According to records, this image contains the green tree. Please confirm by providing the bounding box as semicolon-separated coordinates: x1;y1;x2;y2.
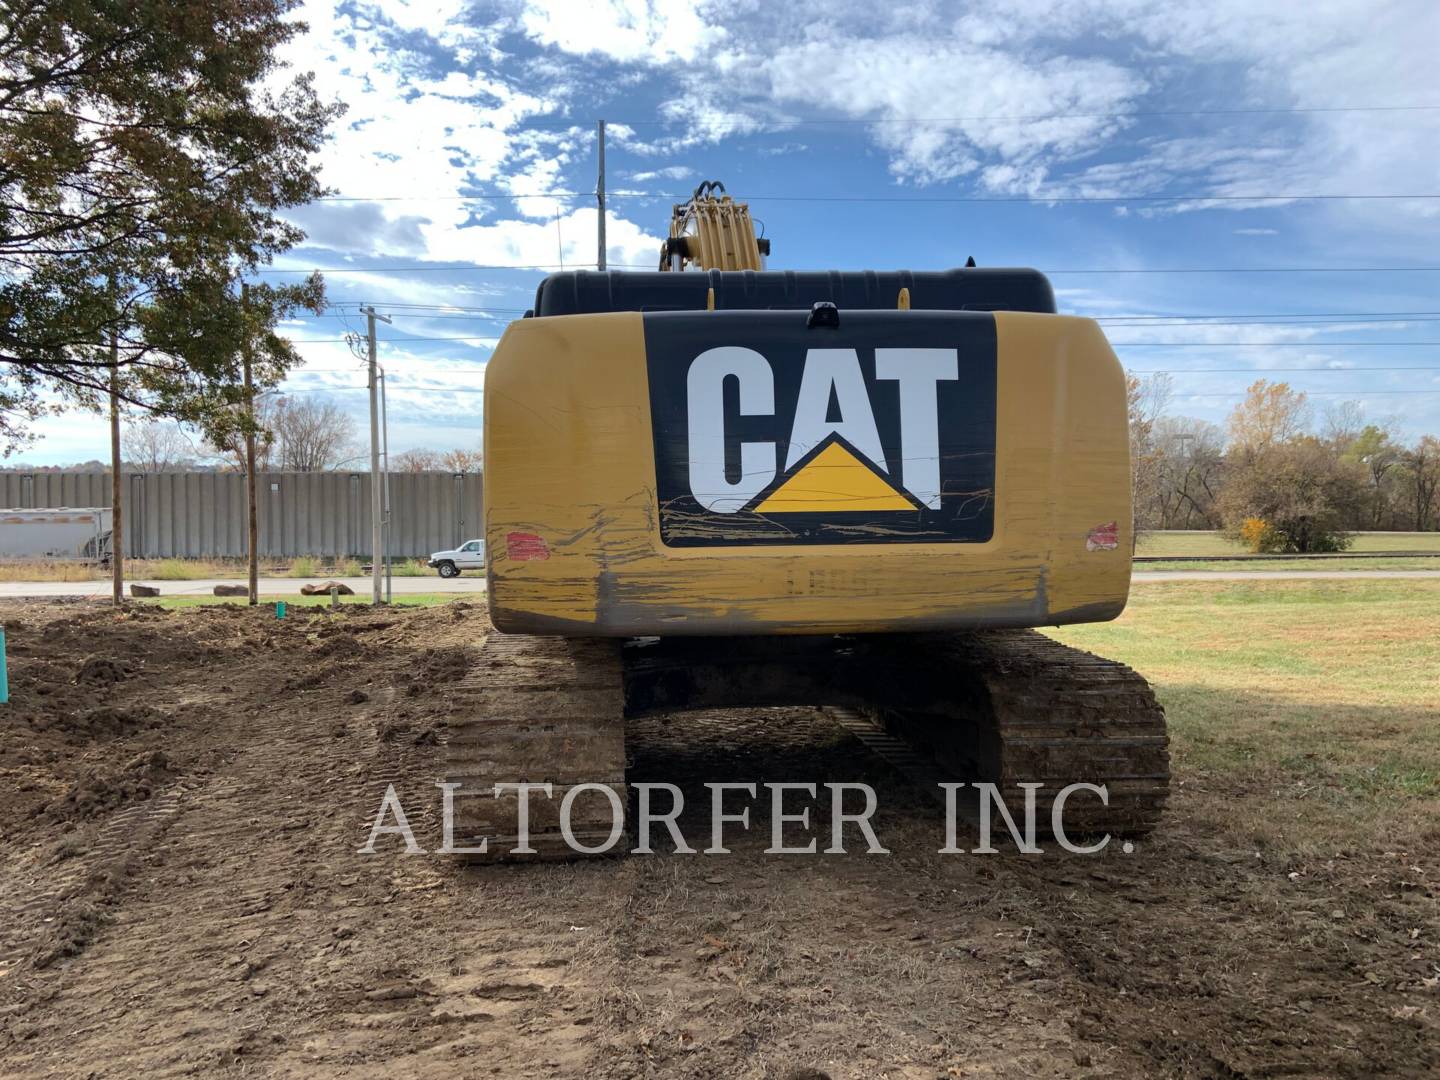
0;0;340;450
1341;424;1403;529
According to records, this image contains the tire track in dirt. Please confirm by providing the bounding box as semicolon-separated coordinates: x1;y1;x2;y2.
0;781;188;974
4;603;1433;1078
2;605;624;1077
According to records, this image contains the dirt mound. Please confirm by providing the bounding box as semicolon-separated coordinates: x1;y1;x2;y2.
312;631;363;659
42;750;175;822
403;646;470;692
74;655;135;684
33;704;163;740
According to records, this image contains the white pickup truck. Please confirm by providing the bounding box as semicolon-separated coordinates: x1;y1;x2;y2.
426;538;486;578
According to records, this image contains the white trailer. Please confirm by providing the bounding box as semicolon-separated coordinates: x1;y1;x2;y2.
0;508;114;562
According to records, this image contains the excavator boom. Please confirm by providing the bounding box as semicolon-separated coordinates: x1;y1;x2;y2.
659;180;770;271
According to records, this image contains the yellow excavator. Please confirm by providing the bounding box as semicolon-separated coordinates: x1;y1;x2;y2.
445;182;1168;856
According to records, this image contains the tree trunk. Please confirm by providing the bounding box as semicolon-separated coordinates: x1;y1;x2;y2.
109;314;123;607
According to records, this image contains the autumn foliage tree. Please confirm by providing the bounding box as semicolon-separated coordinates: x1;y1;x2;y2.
1218;382;1361;552
0;0;340;451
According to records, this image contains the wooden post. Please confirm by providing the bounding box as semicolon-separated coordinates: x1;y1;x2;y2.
109;304;123;607
242;283;258;606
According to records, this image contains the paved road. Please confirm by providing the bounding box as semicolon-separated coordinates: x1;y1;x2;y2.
0;575;486;599
1;569;1437;600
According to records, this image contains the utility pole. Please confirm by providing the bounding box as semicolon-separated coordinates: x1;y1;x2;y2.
379;365;393;605
361;305;391;605
242;283;258;606
596;119;606;271
108;290;123;608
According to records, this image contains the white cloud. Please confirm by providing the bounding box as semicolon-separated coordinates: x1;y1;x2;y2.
518;0;726;63
628;165;694;182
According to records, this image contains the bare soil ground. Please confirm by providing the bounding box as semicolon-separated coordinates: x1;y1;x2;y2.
0;601;1435;1078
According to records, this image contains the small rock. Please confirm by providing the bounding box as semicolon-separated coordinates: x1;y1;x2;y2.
129;584;160;598
214;583;249;597
345;689;369;705
301;580;355;596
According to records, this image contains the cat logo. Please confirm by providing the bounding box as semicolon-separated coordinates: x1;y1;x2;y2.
645;312;998;548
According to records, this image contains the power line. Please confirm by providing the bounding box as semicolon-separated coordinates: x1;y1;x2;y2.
1130;366;1440;373
260;262;1440;277
1169;389;1440;397
679;193;1440;205
305;305;1440;323
303;311;1440;324
287;335;499;344
1051;266;1440;274
607;104;1440;126
282;334;1440;347
296;364;1440;375
314;190;1440;204
280;335;1440;347
1096;310;1440;321
299;364;1440;376
1088;316;1440;325
254;262;651;275
1110;341;1440;347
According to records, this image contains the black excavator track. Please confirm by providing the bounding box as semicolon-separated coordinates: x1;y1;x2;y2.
444;629;1168;860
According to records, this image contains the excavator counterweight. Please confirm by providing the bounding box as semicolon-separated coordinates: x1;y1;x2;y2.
446;182;1168;858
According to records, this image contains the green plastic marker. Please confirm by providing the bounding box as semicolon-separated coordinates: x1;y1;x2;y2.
0;626;8;704
275;601;287;620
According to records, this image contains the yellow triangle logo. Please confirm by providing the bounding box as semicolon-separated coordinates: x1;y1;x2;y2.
754;441;915;513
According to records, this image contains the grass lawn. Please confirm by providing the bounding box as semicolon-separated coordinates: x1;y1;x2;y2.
1137;530;1440;557
1139;555;1440;572
1049;579;1440;851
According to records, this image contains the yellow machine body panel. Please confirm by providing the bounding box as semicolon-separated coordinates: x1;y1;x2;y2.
483;305;1132;637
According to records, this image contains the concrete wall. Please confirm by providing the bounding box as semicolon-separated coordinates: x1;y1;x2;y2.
0;472;483;558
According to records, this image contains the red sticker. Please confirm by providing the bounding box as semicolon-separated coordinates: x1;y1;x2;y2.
506;531;551;561
1086;521;1119;551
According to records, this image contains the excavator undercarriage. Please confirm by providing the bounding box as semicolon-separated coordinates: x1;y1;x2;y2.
444;630;1168;860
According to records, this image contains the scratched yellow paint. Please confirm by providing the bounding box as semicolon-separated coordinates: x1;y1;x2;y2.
754;442;915;513
483;311;1132;636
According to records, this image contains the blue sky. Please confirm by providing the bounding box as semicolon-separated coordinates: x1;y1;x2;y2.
25;0;1440;463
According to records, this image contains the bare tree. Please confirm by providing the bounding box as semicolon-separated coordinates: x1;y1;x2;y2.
269;396;356;471
1126;371;1172;540
1152;417;1225;528
439;448;484;473
392;448;441;472
1404;436;1440;531
122;419;199;473
1321;400;1366;450
392;447;482;472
